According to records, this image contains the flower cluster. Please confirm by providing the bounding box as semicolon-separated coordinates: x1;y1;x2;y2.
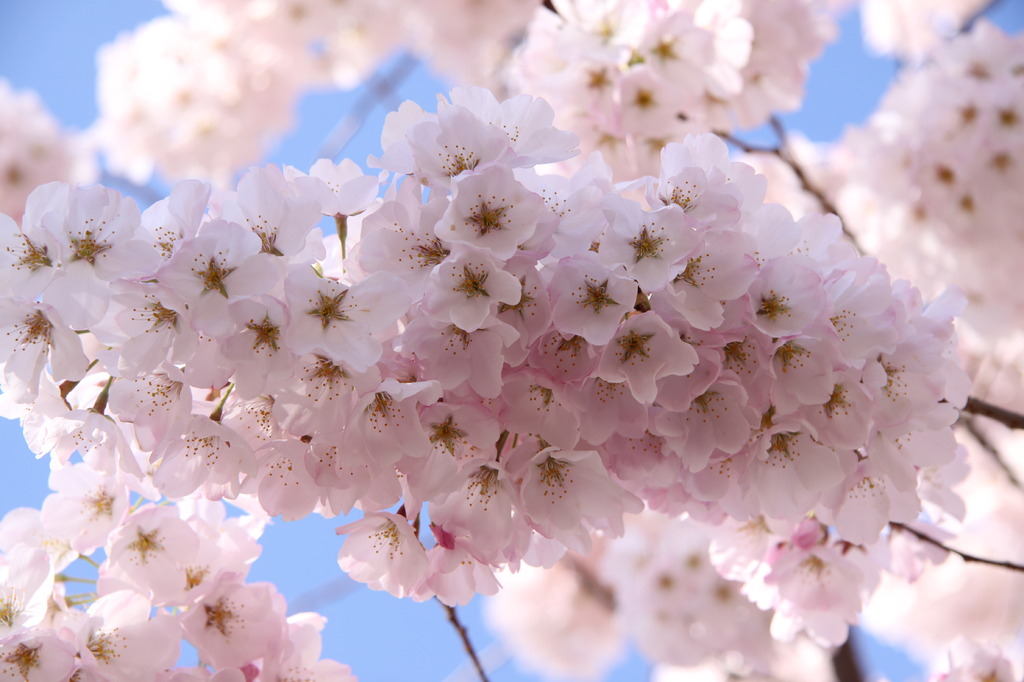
94;13;315;187
509;0;835;178
862;431;1024;661
0;493;355;680
0;79;93;222
94;0;545;185
92;0;839;186
835;21;1024;360
163;0;543;87
0;86;968;675
927;640;1023;682
858;0;990;60
485;552;624;679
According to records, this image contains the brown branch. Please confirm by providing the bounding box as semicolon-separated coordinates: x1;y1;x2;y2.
440;601;491;682
890;523;1024;573
962;395;1024;430
959;416;1024;489
832;632;866;682
713;129;777;156
768;117;841;217
768;117;865;252
713;118;864;252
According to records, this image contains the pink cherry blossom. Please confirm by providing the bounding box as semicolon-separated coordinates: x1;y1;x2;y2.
335;511;429;599
180;574;287;669
547;252;638;346
596;311;699;405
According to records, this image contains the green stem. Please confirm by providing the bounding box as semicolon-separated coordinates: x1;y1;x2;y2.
55;575;96;584
91;375;115;415
335;214;348;260
209;383;235;423
494;430;510;461
128;494;147;514
77;554;100;569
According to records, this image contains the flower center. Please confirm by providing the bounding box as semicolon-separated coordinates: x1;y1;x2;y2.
430;415;466;455
307;290;350;329
246;315;280;351
467;202;508;236
629;226;664;262
453;265;490;298
617;330;654;362
197;257;235;297
580;279;617;313
127;528;163;564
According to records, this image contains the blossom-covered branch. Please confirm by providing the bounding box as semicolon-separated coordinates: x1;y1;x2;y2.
0;83;973;678
5;3;1024;677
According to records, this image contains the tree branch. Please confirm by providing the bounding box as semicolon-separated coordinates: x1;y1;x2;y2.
832;632;866;682
962;395;1024;430
713;118;864;252
768;117;864;252
317;52;419;162
713;129;777;156
959;416;1024;490
890;523;1024;573
440;601;491;682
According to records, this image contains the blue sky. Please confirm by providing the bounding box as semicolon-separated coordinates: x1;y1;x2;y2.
1;1;1022;680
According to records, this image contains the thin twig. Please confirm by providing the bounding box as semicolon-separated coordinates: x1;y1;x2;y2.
440;601;491;682
713;130;776;156
713;118;864;251
317;53;420;162
443;642;510;682
959;416;1024;489
890;523;1024;573
768;117;842;218
768;117;866;251
962;395;1024;430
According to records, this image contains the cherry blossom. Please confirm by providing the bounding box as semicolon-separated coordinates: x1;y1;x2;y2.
0;80;93;222
0;71;987;681
335;512;429;599
508;0;834;178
